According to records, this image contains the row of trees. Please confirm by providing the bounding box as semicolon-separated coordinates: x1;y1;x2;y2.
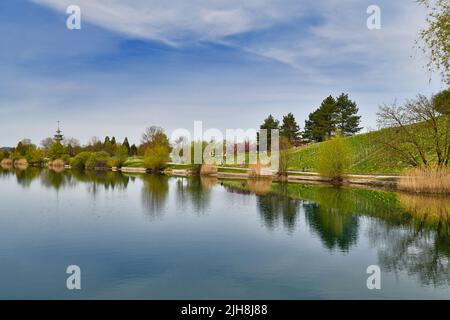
303;93;361;142
259;93;362;147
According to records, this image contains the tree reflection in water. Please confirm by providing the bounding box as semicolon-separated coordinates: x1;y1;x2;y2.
222;180;450;286
141;174;169;217
370;193;450;287
175;176;213;215
257;183;300;233
3;168;450;287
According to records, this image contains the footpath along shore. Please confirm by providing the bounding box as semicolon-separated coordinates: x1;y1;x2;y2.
119;165;399;188
57;163;400;188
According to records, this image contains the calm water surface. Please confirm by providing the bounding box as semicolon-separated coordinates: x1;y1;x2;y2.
0;168;449;299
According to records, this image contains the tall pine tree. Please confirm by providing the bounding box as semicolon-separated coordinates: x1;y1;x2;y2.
122;137;131;155
303;94;361;142
335;93;361;135
259;114;280;150
303;95;337;142
280;113;301;145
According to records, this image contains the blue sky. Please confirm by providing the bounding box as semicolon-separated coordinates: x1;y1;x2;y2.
0;0;444;146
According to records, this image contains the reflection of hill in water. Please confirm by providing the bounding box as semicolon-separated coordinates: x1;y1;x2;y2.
222;180;450;286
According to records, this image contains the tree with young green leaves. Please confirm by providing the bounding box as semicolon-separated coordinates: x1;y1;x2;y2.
259;114;280;150
278;136;293;177
103;136;114;155
47;141;66;160
144;144;171;172
417;0;450;84
280;113;301;145
140;126;171;155
115;145;129;168
317;133;353;183
432;88;450;114
335;93;362;136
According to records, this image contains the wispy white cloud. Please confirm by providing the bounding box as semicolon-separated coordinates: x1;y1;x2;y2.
31;0;441;90
32;0;305;45
0;0;443;146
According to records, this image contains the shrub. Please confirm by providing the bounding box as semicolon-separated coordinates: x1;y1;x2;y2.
49;159;65;168
14;158;29;169
114;145;129;168
0;158;13;169
0;150;6;161
317;133;353;183
144;145;170;172
86;151;114;169
47;142;66;160
398;166;450;194
200;164;218;176
70;152;93;169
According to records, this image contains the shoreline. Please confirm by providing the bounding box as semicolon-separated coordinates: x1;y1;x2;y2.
2;164;449;194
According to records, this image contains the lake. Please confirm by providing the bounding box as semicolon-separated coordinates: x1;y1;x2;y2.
0;168;449;299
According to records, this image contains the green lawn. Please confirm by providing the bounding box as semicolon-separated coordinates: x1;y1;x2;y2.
122;156;144;168
288;123;448;175
287;130;410;174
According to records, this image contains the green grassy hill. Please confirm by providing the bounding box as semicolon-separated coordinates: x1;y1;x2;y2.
288;129;427;175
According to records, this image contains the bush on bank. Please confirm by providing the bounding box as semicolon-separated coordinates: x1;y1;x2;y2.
317;133;353;183
70;151;116;169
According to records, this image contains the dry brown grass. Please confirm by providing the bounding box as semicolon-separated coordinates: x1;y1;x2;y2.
0;158;13;169
200;164;218;176
249;163;272;178
200;176;218;189
49;159;65;168
398;166;450;194
246;179;272;195
398;193;450;225
14;158;29;170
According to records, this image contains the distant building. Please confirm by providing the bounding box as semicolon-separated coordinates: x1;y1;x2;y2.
54;121;64;143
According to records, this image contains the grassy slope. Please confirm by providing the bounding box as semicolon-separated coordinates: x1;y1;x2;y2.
288;130;418;175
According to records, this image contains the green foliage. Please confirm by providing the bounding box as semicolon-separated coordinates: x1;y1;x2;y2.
114;145;129;167
143;145;171;172
280;113;301;145
140;126;171;156
417;0;450;84
47;142;67;160
377;93;450;168
432;88;450;114
122;137;131;155
304;94;361;142
70;152;92;169
335;93;362;135
130;144;138;156
259;114;280;149
122;156;144;167
11;139;45;164
317;134;353;182
0;150;6;161
85;151;115;168
304;95;337;142
27;148;45;164
278;137;293;176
